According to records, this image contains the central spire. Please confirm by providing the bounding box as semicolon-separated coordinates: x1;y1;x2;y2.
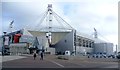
29;4;73;32
47;4;53;32
48;4;52;11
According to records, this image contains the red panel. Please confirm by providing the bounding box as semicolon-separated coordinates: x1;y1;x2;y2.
14;34;22;43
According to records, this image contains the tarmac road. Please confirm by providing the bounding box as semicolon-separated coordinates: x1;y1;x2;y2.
2;54;119;69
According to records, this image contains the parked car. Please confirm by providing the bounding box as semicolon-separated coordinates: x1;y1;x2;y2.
111;55;115;58
107;55;112;58
116;54;120;59
107;55;115;58
92;54;96;58
102;55;107;58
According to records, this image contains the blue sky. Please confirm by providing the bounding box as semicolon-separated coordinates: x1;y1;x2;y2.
1;0;119;51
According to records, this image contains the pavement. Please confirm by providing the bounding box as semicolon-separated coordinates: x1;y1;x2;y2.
0;55;26;70
1;56;27;62
1;54;120;69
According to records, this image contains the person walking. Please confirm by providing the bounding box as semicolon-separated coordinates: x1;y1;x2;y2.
40;52;44;60
33;50;37;60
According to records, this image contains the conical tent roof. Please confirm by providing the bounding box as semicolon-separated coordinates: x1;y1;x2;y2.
22;28;33;36
25;4;74;32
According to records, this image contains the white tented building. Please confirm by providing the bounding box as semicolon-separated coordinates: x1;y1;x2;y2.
12;28;113;55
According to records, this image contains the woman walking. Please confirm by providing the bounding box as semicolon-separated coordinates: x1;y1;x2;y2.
33;50;37;60
40;52;43;60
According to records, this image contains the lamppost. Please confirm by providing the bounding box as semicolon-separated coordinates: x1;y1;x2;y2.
116;44;118;55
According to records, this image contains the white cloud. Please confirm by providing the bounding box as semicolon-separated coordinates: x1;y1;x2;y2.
54;1;118;45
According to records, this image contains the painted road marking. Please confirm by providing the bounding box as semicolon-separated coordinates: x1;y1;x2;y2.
50;60;64;67
45;59;64;67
